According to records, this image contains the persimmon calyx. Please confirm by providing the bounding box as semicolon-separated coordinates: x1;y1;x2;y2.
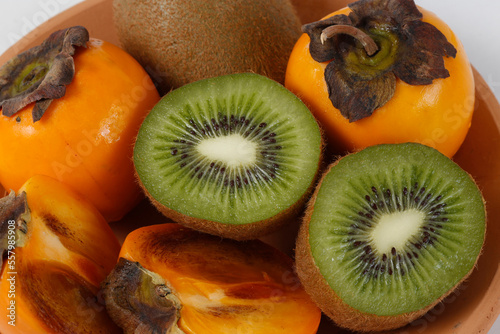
0;191;29;267
0;26;89;122
101;257;185;334
302;0;457;122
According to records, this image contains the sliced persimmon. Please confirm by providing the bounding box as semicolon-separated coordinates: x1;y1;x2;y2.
102;223;321;334
0;175;121;333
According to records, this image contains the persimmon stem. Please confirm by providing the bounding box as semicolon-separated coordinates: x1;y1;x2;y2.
321;25;379;56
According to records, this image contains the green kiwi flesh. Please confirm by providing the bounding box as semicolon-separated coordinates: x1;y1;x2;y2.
296;143;486;331
134;73;322;240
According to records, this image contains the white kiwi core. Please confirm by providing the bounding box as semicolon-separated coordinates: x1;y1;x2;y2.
196;134;257;168
370;209;425;255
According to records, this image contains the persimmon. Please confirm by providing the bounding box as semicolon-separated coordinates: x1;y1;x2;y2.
285;0;475;158
0;26;160;221
0;175;121;333
101;223;322;333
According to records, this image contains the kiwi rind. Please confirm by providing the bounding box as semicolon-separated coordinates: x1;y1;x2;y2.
134;73;323;240
141;192;310;241
112;0;302;95
296;143;486;332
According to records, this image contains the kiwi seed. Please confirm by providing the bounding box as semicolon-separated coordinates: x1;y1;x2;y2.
296;143;486;332
134;73;322;240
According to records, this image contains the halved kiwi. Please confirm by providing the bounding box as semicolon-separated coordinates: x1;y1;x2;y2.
296;143;486;332
134;73;322;240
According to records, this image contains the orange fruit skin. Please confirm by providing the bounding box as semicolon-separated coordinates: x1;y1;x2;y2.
285;6;475;158
119;223;322;334
0;175;121;334
0;38;160;221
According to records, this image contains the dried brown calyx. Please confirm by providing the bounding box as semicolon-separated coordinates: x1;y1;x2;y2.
0;191;29;268
0;26;89;122
101;257;184;334
303;0;457;122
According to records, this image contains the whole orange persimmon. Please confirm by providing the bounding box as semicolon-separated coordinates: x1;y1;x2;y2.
0;175;121;334
285;0;474;158
0;26;160;221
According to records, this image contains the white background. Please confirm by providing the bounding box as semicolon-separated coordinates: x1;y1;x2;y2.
0;0;499;333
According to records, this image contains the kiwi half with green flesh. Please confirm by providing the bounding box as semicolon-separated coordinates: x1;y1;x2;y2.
134;73;322;240
296;143;486;332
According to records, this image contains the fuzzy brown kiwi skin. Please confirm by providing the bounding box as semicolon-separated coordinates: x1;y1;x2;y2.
134;139;324;241
295;153;487;332
112;0;302;95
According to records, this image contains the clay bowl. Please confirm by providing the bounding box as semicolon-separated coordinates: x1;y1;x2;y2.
1;0;499;333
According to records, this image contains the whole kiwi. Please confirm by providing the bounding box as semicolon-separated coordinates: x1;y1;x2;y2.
113;0;302;95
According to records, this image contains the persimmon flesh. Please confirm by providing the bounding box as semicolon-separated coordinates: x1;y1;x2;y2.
103;223;322;334
0;175;121;334
285;6;474;158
